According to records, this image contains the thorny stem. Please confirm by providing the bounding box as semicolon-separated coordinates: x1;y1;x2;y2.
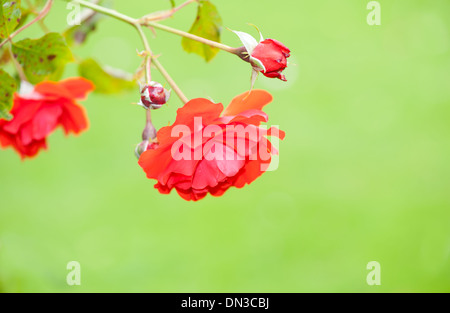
136;24;188;103
73;0;135;24
146;54;152;84
0;0;53;49
135;24;152;84
138;0;238;54
143;21;240;55
73;0;189;104
73;1;241;56
73;0;214;57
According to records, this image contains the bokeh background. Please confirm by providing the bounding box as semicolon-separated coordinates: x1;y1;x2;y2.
1;0;449;292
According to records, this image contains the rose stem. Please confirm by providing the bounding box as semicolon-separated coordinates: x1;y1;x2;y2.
141;0;197;22
73;0;188;104
142;21;240;55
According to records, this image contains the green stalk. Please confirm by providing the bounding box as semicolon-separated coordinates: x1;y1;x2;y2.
73;0;189;103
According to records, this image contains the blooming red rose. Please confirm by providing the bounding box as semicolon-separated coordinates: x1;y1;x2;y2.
138;90;285;201
251;39;290;81
0;78;94;159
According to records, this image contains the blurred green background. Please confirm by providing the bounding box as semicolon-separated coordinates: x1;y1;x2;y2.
1;0;449;292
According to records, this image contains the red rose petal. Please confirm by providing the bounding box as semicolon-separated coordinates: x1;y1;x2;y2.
222;90;273;117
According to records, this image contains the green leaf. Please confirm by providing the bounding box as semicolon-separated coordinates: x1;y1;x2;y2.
169;0;175;8
78;58;136;94
0;69;17;120
0;0;22;40
181;0;222;62
11;32;73;84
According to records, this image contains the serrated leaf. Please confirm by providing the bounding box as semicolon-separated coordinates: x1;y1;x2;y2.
78;58;136;94
11;32;73;84
0;69;17;120
182;0;222;62
0;0;22;40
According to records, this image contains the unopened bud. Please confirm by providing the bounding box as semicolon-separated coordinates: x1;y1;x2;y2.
138;81;170;109
135;141;148;158
135;141;159;158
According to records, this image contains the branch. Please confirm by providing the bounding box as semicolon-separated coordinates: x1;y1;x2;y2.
0;0;54;49
140;0;197;22
74;0;189;104
142;21;239;55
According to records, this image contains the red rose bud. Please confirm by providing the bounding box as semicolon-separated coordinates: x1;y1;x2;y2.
232;28;291;83
139;82;170;109
251;39;290;81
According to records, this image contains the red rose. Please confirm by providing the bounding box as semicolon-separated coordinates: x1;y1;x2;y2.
138;90;285;201
251;39;290;81
0;78;94;159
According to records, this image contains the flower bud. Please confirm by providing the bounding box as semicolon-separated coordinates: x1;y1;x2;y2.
135;141;159;158
232;28;290;82
251;39;290;81
135;141;148;158
138;81;171;109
